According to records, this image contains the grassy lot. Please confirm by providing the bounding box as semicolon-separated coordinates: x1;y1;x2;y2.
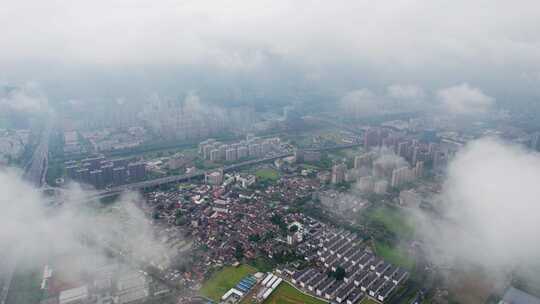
361;205;416;270
366;205;415;240
200;265;256;301
374;241;415;270
263;282;328;304
255;168;280;182
388;283;420;304
248;257;275;272
300;163;320;170
6;264;43;304
359;298;380;304
328;147;359;159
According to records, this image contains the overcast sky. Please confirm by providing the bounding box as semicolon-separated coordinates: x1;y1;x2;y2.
1;0;540;103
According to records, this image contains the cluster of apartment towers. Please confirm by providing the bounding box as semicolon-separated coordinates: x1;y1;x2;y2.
65;156;146;189
198;135;281;163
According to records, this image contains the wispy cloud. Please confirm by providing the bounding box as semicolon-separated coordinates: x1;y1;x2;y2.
437;83;494;115
0;83;49;113
0;167;174;274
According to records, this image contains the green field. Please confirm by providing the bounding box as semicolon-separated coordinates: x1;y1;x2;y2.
300;163;320;170
263;282;328;304
255;168;280;181
6;264;43;304
200;265;256;301
248;257;275;272
360;298;380;304
366;205;415;240
374;241;415;270
362;205;416;270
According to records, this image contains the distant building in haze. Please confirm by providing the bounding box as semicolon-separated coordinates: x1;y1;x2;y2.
331;163;347;184
391;166;414;188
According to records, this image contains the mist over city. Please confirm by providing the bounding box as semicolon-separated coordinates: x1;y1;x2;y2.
1;1;540;304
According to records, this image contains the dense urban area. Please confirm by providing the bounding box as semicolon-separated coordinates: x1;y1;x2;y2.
2;98;540;304
2;2;540;304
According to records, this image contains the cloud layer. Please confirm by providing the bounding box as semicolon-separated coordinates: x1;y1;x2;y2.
0;83;49;113
0;167;172;272
340;83;494;117
420;138;540;279
0;0;538;108
386;84;425;100
1;0;539;81
437;83;494;115
340;89;380;117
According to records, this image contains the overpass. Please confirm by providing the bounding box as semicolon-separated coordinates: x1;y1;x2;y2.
81;143;362;200
85;152;293;199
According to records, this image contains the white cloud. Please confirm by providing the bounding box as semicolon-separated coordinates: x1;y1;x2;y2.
0;83;49;113
340;89;380;117
1;0;539;75
0;167;174;271
419;138;540;279
341;85;429;117
386;84;425;100
437;83;494;114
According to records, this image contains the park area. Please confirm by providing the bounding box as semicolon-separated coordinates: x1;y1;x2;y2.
263;282;328;304
200;264;256;301
255;168;280;182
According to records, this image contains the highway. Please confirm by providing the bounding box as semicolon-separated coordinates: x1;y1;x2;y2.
0;250;16;304
0;124;51;304
23;124;51;187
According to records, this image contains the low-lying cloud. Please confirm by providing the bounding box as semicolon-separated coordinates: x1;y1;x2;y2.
340;84;427;117
0;83;49;113
340;89;380;117
419;138;540;281
437;83;494;115
0;167;173;273
386;84;425;100
341;83;495;117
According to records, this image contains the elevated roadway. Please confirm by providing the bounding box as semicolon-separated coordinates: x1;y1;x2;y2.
83;143;361;200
